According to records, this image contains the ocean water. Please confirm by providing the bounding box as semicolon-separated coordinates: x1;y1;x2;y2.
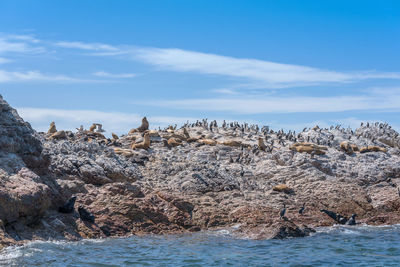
1;225;400;266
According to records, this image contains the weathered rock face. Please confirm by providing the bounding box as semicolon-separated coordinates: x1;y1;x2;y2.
1;95;400;249
0;95;44;170
0;96;52;248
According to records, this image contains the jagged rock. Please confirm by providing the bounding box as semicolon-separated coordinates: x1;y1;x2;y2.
1;93;400;248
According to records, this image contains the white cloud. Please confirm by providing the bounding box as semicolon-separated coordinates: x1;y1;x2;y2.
93;71;137;78
49;39;400;89
16;107;199;135
132;47;400;88
55;41;118;51
147;90;400;114
0;70;96;83
0;34;45;54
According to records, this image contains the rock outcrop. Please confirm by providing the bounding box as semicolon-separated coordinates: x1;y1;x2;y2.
1;95;400;249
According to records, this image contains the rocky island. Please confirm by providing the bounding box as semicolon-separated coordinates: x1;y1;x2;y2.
1;94;400;249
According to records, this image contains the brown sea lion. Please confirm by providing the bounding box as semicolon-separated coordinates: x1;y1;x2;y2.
129;117;149;134
131;133;150;150
47;121;57;134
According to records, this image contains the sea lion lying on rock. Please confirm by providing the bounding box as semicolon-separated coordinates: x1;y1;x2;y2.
273;184;294;194
219;140;243;147
87;131;106;139
320;209;357;225
340;141;359;154
167;137;182;147
359;146;387;153
50;130;67;140
113;147;135;157
198;139;217;146
290;142;327;155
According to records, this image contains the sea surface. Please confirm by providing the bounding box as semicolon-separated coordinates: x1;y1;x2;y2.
1;224;400;266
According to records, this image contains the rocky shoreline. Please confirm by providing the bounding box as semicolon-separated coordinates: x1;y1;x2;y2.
1;94;400;249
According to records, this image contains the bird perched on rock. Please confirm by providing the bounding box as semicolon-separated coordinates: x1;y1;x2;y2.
78;206;95;223
58;196;76;213
280;204;286;219
299;203;305;215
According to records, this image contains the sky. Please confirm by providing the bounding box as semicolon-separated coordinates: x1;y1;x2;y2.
0;0;399;134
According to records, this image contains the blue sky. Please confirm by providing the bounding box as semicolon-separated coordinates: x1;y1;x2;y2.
0;0;399;134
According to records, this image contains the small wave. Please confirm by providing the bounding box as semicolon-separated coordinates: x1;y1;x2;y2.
0;247;23;261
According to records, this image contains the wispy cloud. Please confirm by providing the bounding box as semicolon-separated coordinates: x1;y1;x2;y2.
0;70;98;83
93;71;137;78
55;41;118;51
146;89;400;114
131;48;400;88
0;33;45;54
17;107;199;135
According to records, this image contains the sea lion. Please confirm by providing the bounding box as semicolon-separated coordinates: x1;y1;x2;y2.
258;137;266;151
198;139;217;146
78;206;95;223
273;184;293;194
220;140;242;147
50;130;67;140
137;117;149;132
320;209;347;224
360;146;387;153
58;196;76;213
89;123;97;132
113;147;135;157
131;133;150;150
167;137;182;147
129;117;149;134
47;122;57;134
289;142;327;155
88;131;106;139
340;141;354;154
112;133;119;140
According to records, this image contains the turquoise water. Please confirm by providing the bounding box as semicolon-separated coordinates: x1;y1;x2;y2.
1;225;400;266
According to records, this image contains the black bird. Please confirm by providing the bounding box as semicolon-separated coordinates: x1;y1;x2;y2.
298;203;305;215
280;204;286;219
78;206;95;223
58;196;77;213
345;214;357;225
